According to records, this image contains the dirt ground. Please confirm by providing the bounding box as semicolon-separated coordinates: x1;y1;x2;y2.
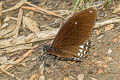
0;0;120;80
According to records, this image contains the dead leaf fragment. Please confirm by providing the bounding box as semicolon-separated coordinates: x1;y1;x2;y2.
112;35;119;43
96;68;103;74
30;73;39;80
23;16;40;37
3;16;10;22
105;24;114;31
113;3;120;13
96;29;102;35
103;63;109;68
0;24;16;38
1;49;34;72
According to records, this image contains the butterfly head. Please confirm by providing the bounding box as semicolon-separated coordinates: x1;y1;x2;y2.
43;45;55;53
43;45;50;52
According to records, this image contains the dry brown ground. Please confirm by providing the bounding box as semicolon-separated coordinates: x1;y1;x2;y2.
0;0;120;80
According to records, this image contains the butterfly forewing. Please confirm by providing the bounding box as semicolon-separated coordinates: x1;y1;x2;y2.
46;7;97;58
52;8;97;49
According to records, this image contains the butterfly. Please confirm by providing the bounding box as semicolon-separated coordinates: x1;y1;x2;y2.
43;7;97;61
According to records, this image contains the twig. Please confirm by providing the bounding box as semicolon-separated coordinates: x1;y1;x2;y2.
0;44;33;53
0;28;59;49
9;17;18;21
2;0;26;13
1;69;21;80
13;8;23;37
1;49;34;72
0;1;2;31
95;17;120;28
21;6;38;12
0;24;16;38
25;2;62;18
73;0;80;11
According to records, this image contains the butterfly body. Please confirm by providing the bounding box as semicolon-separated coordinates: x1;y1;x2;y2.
43;7;97;60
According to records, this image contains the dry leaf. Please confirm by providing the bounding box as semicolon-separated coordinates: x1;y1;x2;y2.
2;23;8;29
64;65;69;69
0;28;59;49
96;68;103;74
30;73;39;80
23;16;40;37
105;24;114;31
0;24;16;38
3;16;10;22
96;29;102;35
103;63;109;68
112;35;119;43
113;3;120;13
1;49;34;72
0;56;16;65
25;33;35;42
25;11;34;17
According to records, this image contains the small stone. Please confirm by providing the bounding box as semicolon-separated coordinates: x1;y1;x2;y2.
77;74;84;80
97;35;105;39
32;57;36;60
90;77;97;80
108;48;112;54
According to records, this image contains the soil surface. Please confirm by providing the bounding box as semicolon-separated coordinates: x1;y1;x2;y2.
0;0;120;80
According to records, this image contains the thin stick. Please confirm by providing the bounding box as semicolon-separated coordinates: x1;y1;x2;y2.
73;0;80;11
13;8;23;37
95;18;120;28
25;2;62;18
21;6;38;12
2;0;26;13
1;69;21;80
1;50;34;71
0;1;2;31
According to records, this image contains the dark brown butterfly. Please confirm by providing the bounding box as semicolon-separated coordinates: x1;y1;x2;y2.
43;7;97;60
